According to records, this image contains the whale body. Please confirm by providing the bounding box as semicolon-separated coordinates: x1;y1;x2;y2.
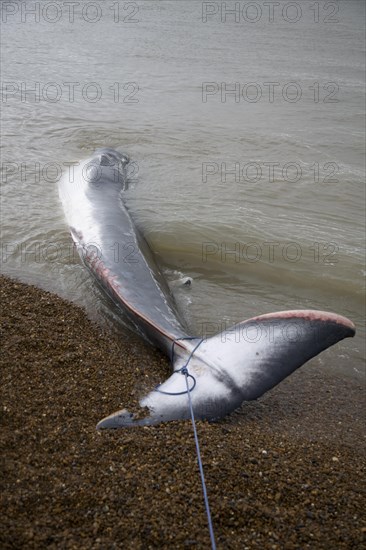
59;148;356;428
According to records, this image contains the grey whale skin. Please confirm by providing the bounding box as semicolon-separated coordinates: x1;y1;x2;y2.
59;148;356;429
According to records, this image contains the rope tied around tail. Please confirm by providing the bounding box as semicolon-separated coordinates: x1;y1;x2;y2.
153;337;202;396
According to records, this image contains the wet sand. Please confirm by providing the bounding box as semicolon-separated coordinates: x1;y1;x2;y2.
1;275;365;549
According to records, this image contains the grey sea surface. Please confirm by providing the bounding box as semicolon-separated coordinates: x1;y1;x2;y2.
1;0;365;381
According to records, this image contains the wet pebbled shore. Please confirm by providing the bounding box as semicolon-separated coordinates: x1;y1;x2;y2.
1;275;365;549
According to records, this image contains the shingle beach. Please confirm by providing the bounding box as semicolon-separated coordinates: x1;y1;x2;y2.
1;276;365;549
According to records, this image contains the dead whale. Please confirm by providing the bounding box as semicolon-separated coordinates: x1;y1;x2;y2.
59;148;356;428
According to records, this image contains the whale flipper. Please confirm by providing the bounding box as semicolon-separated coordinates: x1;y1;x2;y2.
96;310;355;428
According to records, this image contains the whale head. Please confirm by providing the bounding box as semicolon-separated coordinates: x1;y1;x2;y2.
94;147;130;168
59;147;131;218
79;148;131;191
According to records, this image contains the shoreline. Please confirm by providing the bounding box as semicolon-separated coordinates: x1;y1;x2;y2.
1;275;365;548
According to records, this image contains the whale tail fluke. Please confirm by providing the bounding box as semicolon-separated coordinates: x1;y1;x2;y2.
96;310;355;429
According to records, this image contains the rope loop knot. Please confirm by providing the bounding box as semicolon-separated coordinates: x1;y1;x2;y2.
153;337;203;397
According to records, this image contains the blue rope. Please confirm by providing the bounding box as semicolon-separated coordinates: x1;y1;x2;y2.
182;366;217;550
154;337;201;396
154;337;217;550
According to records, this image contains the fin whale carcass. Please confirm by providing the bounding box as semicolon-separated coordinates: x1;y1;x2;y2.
58;148;356;428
